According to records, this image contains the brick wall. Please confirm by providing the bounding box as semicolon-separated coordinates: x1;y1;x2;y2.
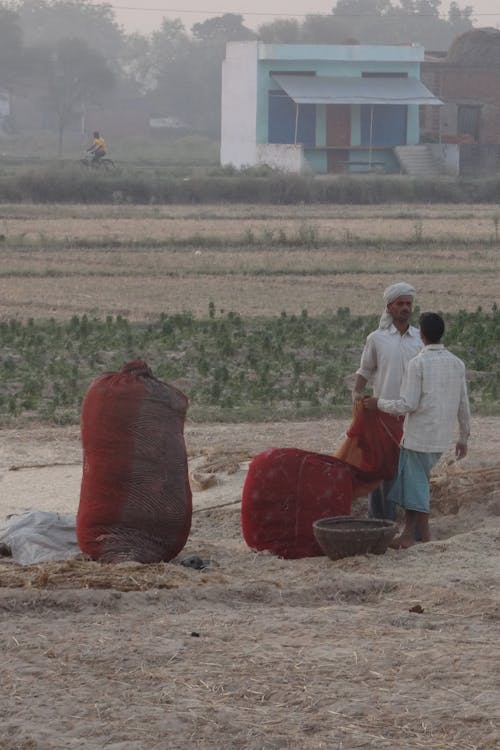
421;63;500;145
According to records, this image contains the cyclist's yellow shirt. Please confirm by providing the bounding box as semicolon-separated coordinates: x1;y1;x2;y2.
93;137;107;152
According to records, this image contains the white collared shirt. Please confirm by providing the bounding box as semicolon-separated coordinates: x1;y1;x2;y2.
356;324;423;400
377;344;470;452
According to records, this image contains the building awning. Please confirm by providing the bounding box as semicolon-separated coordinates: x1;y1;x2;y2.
272;75;442;106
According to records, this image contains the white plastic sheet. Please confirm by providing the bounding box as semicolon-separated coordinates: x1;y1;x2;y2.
0;510;79;565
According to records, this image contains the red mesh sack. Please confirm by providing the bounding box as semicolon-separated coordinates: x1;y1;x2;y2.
335;402;403;497
77;360;191;563
241;448;353;559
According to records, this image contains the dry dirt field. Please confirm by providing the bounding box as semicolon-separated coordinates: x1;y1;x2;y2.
1;203;499;750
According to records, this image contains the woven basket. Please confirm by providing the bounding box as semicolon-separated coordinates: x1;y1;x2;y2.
313;516;397;560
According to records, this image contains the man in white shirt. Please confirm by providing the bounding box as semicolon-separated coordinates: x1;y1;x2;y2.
364;312;470;548
351;281;423;520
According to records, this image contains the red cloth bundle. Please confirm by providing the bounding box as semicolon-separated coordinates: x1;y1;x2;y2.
335;401;403;497
241;448;353;559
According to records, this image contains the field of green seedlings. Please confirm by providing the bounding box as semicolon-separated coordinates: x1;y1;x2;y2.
1;202;500;425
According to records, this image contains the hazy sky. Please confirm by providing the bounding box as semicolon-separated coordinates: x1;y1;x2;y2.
104;1;500;36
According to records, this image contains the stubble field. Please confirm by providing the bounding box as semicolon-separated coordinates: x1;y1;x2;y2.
1;201;499;750
1;202;500;320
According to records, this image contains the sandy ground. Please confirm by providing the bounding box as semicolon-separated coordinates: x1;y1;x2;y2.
1;418;500;750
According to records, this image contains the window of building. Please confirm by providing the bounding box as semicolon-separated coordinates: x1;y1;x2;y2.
268;90;316;146
361;104;407;146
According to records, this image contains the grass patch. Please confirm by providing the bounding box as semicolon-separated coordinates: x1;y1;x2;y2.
3;162;500;204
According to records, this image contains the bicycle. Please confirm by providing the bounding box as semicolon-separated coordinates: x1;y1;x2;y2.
80;155;116;171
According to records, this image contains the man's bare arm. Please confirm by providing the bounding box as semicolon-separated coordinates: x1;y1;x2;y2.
351;374;367;402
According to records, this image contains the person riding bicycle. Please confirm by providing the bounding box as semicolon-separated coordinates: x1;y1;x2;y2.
87;131;107;165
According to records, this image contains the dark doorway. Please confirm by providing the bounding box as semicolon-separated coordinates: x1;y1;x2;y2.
326;104;351;172
457;105;480;141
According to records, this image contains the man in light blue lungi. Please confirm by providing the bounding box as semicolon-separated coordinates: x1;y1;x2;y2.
363;312;470;548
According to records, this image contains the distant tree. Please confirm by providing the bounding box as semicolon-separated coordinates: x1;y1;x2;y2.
258;19;302;43
257;0;473;48
413;0;441;14
147;19;194;126
331;0;472;48
334;0;392;17
189;15;255;134
258;14;353;44
191;13;256;42
119;32;154;95
15;0;123;66
149;18;191;77
300;14;352;43
0;4;27;91
447;1;474;35
39;37;115;154
149;15;255;137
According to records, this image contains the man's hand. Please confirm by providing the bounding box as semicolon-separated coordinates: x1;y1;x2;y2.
351;375;367;404
363;397;378;411
455;442;467;460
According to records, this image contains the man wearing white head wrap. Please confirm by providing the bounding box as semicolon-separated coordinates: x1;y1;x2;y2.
351;281;422;521
379;282;416;329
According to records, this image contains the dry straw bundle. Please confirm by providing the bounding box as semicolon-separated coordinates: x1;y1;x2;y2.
0;558;215;591
189;450;250;491
431;460;500;516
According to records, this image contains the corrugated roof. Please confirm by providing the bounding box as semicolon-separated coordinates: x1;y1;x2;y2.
272;75;442;105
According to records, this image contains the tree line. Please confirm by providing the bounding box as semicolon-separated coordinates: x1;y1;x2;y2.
0;0;474;149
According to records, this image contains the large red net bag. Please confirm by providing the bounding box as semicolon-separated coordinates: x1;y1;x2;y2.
241;448;353;559
77;360;191;563
334;401;403;498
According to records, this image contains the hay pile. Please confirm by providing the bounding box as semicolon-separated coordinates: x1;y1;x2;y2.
0;558;223;591
431;460;500;516
189;450;250;491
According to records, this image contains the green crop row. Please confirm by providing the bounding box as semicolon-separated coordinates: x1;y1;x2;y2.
1;306;499;425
